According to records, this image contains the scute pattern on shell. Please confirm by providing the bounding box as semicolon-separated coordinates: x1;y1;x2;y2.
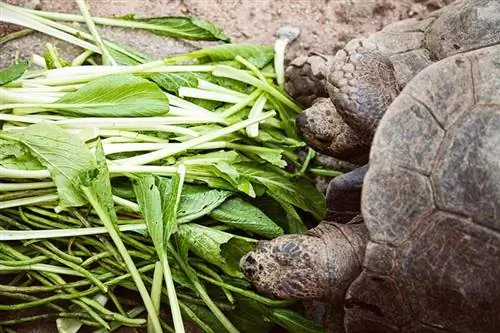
349;44;500;333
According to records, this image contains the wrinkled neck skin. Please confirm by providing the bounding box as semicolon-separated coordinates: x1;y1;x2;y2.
309;220;369;332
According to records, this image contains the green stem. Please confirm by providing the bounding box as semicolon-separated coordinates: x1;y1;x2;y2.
198;274;295;307
160;252;186;333
81;186;163;333
169;244;239;333
308;168;343;177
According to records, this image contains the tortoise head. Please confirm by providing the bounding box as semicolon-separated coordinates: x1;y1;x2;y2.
240;223;369;302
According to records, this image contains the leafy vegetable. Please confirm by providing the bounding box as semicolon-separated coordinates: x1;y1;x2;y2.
54;74;169;117
210;197;283;238
9;123;97;209
234;163;325;220
131;15;230;42
134;173;186;333
43;43;69;69
177;224;254;278
177;185;233;223
0;2;330;332
170;44;275;68
0;60;29;85
82;141;164;333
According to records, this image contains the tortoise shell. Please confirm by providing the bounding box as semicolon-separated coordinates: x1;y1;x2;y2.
345;44;500;333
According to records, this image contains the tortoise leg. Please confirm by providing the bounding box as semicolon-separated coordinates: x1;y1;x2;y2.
296;98;370;163
325;165;368;223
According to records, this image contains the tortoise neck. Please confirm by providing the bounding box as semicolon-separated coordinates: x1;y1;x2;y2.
310;220;369;332
310;220;369;299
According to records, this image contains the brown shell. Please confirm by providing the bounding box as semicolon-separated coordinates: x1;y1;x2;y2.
345;45;500;333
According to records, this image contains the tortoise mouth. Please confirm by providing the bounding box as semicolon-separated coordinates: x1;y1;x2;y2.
296;111;334;152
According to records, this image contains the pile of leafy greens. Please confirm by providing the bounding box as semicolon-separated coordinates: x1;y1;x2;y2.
0;1;330;332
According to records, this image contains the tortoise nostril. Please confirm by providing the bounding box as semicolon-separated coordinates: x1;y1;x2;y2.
245;254;256;265
296;111;309;139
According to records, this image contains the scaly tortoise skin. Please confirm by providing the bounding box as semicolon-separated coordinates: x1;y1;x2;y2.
241;1;500;332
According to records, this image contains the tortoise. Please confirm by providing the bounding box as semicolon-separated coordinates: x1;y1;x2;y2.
240;0;500;332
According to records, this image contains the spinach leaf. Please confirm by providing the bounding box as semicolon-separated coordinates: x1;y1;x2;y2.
121;15;230;42
12;123;97;208
210;197;283;238
88;141;118;226
172;44;274;68
176;224;254;278
177;185;233;223
134;176;164;250
148;72;199;93
54;74;169;117
0;60;28;86
234;162;325;220
0;139;43;170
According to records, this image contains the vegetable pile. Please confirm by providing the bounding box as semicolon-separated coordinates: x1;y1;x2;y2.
0;1;331;332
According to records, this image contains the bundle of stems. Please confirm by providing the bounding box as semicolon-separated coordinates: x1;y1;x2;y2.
0;1;335;332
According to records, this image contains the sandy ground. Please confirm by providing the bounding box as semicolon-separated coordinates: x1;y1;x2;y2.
0;0;453;332
1;0;453;67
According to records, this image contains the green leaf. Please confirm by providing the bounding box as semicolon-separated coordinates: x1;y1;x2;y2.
209;197;283;238
0;139;43;170
0;60;28;86
11;123;97;208
235;145;286;168
121;15;230;42
156;172;184;243
177;185;233;223
54;74;169;117
176;224;253;277
173;44;274;68
133;175;164;252
148;72;199;93
212;162;255;197
89;141;118;226
226;297;274;333
220;238;256;277
271;308;324;333
252;195;307;234
234;162;325;220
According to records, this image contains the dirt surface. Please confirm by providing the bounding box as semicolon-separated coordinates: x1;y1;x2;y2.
0;0;453;332
1;0;453;67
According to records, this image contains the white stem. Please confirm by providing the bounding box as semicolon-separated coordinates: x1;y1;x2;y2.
75;0;117;66
0;194;58;209
274;38;288;88
165;92;215;116
178;87;244;104
114;111;276;166
0;165;181;179
54;116;221;127
112;195;140;212
0;4;100;53
0;181;54;191
246;95;267;138
197;79;248;99
31;54;47;68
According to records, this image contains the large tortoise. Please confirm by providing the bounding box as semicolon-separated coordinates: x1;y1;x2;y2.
240;0;500;332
